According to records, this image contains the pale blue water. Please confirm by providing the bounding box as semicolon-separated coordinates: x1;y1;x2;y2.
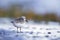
0;29;60;40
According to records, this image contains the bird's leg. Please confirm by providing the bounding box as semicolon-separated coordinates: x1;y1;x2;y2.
17;27;19;33
20;27;21;33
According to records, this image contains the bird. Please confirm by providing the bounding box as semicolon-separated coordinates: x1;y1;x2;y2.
11;16;28;33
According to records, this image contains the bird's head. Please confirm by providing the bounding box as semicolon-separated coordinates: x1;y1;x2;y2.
21;16;26;19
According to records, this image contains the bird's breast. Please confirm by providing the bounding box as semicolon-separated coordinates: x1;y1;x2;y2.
14;22;27;27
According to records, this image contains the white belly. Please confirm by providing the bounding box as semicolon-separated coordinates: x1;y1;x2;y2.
14;22;28;28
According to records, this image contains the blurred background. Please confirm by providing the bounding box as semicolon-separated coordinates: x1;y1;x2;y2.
0;0;60;23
